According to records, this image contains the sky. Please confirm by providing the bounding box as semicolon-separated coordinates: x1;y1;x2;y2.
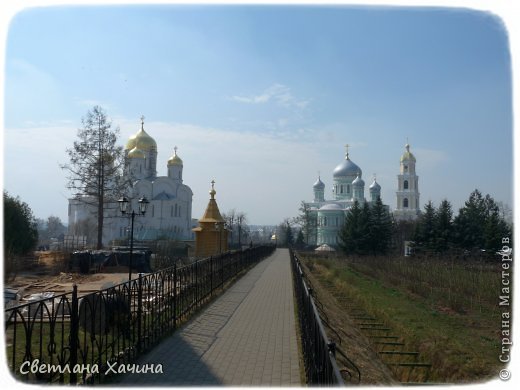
2;1;515;226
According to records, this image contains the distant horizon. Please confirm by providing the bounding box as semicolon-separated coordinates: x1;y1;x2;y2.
3;4;513;226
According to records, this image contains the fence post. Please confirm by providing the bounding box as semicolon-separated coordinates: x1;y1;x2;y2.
69;284;79;385
210;256;213;296
173;263;177;330
195;260;199;306
137;273;143;354
221;254;224;288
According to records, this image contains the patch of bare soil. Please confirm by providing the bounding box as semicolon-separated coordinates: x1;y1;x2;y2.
300;261;399;385
6;272;131;299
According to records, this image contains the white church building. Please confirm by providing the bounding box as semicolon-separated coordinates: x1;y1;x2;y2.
303;143;420;247
68;118;194;246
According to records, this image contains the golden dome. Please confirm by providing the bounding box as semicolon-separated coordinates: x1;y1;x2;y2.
400;143;416;162
128;146;146;159
167;146;183;166
125;116;157;151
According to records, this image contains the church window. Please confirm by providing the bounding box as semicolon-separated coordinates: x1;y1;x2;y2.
347;184;350;193
324;216;327;226
404;165;408;172
335;217;339;226
340;185;344;194
152;205;155;217
178;206;181;217
403;198;409;208
178;171;181;179
404;180;409;189
416;199;419;209
175;204;178;217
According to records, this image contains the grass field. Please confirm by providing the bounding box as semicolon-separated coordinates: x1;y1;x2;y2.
299;253;508;383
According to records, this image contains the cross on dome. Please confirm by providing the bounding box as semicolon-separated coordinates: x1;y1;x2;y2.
345;143;350;159
210;180;216;199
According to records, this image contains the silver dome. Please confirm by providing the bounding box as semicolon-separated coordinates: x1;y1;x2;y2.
369;179;381;192
333;157;362;178
352;175;365;187
319;203;343;211
313;177;325;189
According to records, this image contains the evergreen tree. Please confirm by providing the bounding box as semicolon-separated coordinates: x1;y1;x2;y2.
295;230;305;249
338;200;364;254
452;189;487;249
4;192;38;256
435;199;453;252
285;221;294;247
369;197;394;255
414;201;437;251
359;201;372;254
483;200;511;252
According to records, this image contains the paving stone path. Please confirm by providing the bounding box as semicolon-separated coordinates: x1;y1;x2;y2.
115;248;301;386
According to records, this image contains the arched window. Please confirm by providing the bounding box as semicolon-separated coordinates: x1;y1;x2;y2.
340;185;344;194
403;198;409;208
174;204;178;217
347;184;351;194
404;180;409;190
324;216;327;226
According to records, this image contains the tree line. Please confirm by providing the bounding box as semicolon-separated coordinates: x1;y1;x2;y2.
292;189;512;258
413;189;511;254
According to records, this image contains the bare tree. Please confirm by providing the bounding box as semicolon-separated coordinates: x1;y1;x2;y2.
236;212;248;247
293;201;317;246
61;106;127;249
222;209;236;245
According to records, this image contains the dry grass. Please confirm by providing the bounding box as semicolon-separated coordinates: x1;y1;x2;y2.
299;253;506;383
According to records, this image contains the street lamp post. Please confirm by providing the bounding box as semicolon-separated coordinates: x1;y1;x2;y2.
118;196;149;281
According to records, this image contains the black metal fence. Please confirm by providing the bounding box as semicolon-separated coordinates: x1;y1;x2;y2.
290;249;345;386
5;245;275;384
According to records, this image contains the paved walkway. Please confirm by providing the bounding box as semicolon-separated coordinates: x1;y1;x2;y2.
115;248;301;386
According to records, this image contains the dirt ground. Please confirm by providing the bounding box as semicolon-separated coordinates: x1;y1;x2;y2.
5;270;132;299
5;252;141;300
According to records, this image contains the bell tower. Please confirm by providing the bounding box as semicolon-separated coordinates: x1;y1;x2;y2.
395;142;420;220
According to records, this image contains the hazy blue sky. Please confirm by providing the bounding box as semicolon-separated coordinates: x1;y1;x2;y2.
3;4;513;225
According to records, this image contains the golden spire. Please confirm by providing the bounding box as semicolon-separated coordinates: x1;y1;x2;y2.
199;180;225;223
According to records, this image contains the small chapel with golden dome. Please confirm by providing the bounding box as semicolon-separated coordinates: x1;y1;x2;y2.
68;117;194;245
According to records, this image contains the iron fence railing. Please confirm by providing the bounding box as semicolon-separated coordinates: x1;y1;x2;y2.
5;245;275;384
290;249;345;386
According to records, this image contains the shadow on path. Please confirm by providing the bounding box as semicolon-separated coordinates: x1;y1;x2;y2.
112;250;300;386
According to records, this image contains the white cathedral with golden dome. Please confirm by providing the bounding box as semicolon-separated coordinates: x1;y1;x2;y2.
68;117;194;245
